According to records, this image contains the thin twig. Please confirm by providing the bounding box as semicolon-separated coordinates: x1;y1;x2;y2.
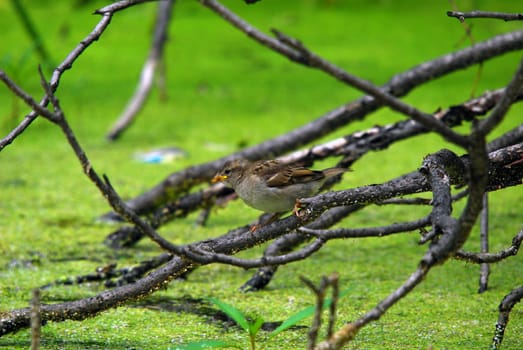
455;228;523;264
0;0;154;151
0;70;58;122
181;237;326;268
447;10;523;22
299;216;431;239
479;193;490;293
301;275;330;350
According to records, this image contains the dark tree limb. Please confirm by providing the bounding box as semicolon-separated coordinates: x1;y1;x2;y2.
454;228;523;264
491;285;523;350
240;205;363;292
447;10;523;22
313;148;469;349
300;215;431;239
487;123;523;152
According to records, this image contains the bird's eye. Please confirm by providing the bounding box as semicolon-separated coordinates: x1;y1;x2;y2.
224;168;232;176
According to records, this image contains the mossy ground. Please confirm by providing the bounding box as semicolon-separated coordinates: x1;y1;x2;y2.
1;1;522;349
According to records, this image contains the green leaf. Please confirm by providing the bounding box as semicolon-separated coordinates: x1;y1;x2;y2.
248;317;265;337
207;297;250;332
269;287;353;338
169;339;241;349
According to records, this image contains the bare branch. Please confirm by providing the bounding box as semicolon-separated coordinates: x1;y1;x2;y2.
487;123;523;152
272;29;470;147
314;145;486;349
491;285;523;350
200;0;306;64
455;228;523;263
94;0;158;14
0;0;157;151
106;0;174;140
8;68;187;255
299;216;431;239
0;70;59;122
302;274;339;350
447;10;523;22
418;150;459;246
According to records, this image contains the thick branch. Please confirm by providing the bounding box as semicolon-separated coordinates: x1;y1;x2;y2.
491;285;523;350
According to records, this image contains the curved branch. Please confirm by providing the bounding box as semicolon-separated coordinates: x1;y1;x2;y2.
106;0;174;140
0;0;155;151
491;285;523;350
455;228;523;263
299;216;431;239
182;237;326;268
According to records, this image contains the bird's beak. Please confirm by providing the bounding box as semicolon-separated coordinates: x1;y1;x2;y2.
211;175;227;183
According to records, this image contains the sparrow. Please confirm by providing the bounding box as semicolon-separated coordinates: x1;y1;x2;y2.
211;159;347;215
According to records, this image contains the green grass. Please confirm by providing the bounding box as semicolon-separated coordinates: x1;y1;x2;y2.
1;0;523;349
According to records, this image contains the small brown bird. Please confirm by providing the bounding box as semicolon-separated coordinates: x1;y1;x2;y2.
211;159;347;215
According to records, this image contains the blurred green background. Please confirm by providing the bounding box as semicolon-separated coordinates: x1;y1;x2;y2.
0;0;522;349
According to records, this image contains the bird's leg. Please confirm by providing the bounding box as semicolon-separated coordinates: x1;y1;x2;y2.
292;200;305;218
250;212;282;232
